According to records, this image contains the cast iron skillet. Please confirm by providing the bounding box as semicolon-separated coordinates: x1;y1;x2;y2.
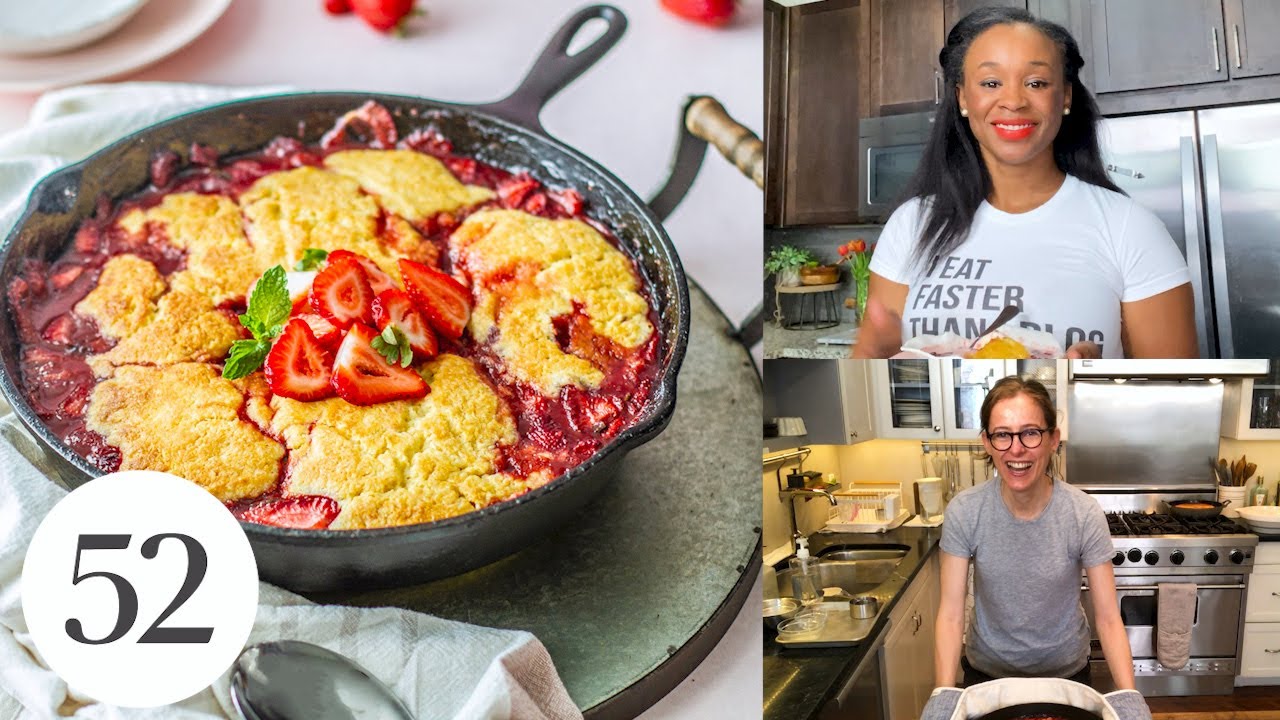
1165;499;1230;519
0;5;754;593
975;703;1103;720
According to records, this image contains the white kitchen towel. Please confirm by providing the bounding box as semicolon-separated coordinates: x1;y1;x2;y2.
920;679;1153;720
1155;582;1197;670
0;83;582;720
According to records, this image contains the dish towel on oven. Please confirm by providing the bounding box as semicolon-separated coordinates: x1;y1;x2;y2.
0;82;583;720
920;678;1153;720
1156;582;1197;670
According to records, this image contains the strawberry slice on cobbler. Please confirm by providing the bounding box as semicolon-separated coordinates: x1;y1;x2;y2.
264;318;335;401
311;254;375;328
398;259;472;339
327;249;396;295
372;288;438;360
292;312;343;350
241;495;340;530
332;323;429;405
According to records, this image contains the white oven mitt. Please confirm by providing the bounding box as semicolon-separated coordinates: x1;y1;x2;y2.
920;678;1153;720
0;83;583;720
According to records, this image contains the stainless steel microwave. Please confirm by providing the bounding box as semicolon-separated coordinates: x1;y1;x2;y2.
858;112;935;220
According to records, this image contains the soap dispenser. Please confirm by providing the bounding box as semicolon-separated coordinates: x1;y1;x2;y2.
789;537;821;607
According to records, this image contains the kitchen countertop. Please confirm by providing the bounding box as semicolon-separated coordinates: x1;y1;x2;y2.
763;525;943;720
763;322;858;360
0;3;762;718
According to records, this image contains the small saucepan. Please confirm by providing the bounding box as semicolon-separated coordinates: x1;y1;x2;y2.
1165;499;1230;520
974;702;1102;720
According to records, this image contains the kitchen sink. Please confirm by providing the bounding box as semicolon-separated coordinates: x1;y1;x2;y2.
774;546;908;597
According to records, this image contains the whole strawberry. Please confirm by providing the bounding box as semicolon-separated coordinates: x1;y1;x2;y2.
351;0;417;34
660;0;735;27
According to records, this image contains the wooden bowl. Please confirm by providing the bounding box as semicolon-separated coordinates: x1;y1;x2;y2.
799;265;839;285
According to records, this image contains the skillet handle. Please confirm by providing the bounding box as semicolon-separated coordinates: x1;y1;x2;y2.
477;5;627;132
684;96;764;189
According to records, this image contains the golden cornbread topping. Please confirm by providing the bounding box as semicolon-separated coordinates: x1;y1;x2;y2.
7;102;661;531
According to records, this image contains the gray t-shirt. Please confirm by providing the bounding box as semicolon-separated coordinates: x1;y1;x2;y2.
940;477;1113;678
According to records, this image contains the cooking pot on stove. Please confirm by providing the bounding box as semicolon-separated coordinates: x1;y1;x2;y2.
1164;499;1230;520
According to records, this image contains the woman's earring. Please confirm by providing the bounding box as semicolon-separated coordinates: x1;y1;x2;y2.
1063;107;1071;115
960;108;968;117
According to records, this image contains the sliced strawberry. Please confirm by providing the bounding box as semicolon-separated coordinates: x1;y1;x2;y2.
398;259;472;340
496;173;540;208
242;496;340;530
327;249;396;295
549;188;585;216
265;319;335;401
292;312;343;349
372;288;438;360
332;323;429;405
310;255;375;329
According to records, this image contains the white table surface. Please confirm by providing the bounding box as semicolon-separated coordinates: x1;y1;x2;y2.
0;1;764;718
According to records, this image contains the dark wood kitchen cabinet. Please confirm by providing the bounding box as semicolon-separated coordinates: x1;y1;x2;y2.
1089;0;1227;94
1225;0;1280;80
765;0;867;226
867;0;946;116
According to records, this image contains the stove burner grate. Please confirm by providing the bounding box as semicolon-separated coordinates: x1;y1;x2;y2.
1105;511;1249;537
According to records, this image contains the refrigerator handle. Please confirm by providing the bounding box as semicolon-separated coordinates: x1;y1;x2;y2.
1180;136;1211;359
1203;134;1234;358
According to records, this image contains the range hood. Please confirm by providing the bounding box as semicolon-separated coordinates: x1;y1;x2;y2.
1070;359;1268;379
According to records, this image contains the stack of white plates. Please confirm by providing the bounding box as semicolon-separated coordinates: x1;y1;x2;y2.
893;397;932;426
1236;506;1280;535
891;363;930;383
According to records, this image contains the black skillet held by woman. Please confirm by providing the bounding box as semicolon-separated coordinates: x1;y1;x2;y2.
854;6;1196;359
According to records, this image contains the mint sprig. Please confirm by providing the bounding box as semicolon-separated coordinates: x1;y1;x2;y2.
222;265;291;380
294;248;329;272
371;325;413;368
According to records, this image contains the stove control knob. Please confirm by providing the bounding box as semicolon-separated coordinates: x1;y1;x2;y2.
1144;551;1159;565
1170;550;1185;565
1127;548;1142;563
1112;551;1125;566
1231;549;1245;564
1205;549;1220;565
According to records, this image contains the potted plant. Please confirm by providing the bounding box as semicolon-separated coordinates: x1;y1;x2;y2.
764;245;818;287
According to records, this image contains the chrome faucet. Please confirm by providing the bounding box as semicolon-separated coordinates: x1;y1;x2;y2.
780;487;838;542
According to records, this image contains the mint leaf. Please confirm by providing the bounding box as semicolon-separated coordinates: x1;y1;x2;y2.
294;248;329;272
222;339;271;380
240;265;290;340
371;325;413;368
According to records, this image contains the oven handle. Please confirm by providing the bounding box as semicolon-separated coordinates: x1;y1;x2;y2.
1081;584;1244;591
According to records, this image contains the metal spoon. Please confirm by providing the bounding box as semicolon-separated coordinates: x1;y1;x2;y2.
230;640;414;720
969;304;1021;349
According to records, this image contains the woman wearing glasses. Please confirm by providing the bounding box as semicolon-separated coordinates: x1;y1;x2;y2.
934;376;1135;690
853;6;1195;359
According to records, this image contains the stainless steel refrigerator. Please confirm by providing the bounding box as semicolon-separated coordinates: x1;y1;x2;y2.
1099;103;1280;358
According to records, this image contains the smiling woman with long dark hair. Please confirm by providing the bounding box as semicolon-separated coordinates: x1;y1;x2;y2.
853;6;1196;359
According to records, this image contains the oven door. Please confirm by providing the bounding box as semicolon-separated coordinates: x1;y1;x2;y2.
1082;574;1244;661
1081;573;1244;696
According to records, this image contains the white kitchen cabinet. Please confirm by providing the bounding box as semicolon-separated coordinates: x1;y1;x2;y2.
1240;543;1280;679
1222;371;1280;439
872;359;1068;441
838;360;875;445
883;551;941;720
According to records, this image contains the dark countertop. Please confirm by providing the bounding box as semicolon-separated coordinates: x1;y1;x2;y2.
762;525;943;720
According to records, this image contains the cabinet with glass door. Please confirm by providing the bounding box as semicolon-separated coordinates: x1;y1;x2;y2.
1222;362;1280;439
871;360;1067;440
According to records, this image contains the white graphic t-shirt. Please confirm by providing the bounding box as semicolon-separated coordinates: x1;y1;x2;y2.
869;174;1190;358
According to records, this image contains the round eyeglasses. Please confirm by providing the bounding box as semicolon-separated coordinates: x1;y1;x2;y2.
985;428;1047;451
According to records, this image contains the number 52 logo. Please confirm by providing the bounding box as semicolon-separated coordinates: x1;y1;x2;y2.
22;471;258;708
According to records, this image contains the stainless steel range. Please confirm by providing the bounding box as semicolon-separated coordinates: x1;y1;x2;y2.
1081;493;1258;697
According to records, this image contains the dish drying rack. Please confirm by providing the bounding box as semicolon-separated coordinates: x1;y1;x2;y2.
825;489;908;533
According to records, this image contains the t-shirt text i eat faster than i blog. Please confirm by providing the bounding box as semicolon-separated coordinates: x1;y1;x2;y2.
869;174;1190;358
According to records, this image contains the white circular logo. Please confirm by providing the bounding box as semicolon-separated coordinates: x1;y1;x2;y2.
22;471;259;708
